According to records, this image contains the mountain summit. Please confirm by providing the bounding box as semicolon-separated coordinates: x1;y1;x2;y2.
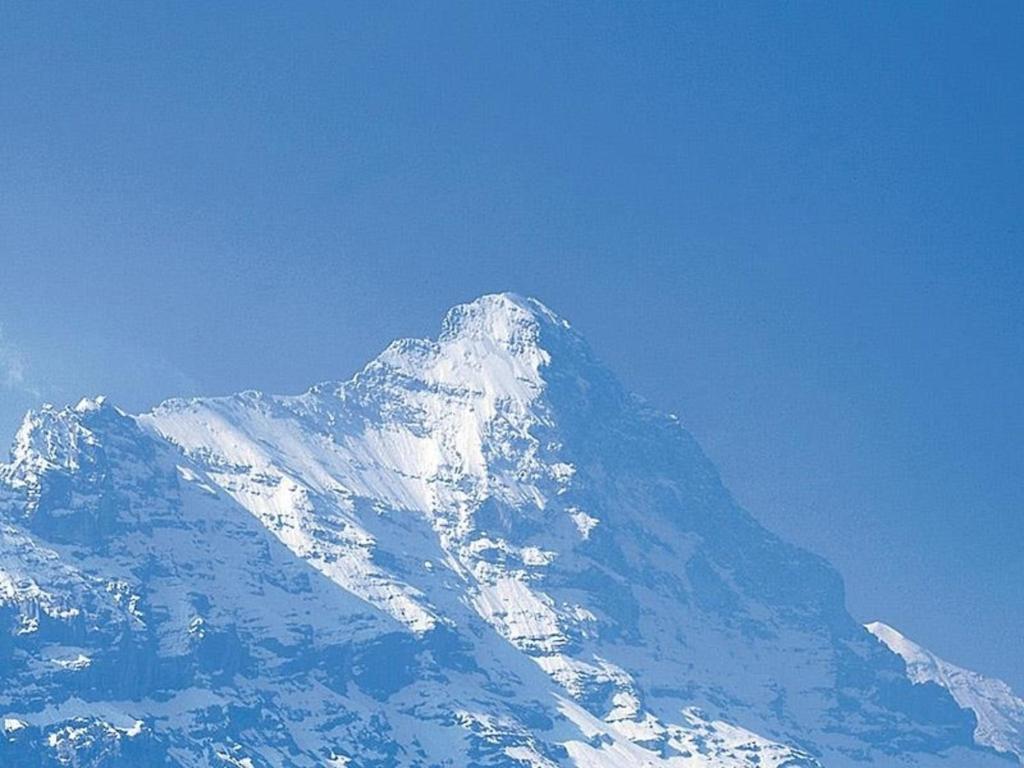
0;294;1018;767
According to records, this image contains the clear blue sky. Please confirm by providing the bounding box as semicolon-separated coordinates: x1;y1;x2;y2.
1;2;1021;689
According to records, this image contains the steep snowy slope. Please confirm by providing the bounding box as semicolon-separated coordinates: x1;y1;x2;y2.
0;293;1016;767
867;622;1024;764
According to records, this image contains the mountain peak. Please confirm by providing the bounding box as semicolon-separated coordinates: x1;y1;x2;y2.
73;395;109;413
7;396;122;478
300;294;593;405
439;292;570;345
358;293;591;409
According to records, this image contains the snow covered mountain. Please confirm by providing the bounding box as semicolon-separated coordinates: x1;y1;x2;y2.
0;292;1018;767
867;622;1024;765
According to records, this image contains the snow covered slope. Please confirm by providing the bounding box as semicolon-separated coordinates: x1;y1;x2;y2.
867;621;1024;764
0;293;1017;767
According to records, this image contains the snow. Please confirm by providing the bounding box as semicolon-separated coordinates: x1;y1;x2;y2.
49;652;92;671
568;507;599;539
472;576;566;654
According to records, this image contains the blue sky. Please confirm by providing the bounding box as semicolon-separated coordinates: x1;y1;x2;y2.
1;2;1022;689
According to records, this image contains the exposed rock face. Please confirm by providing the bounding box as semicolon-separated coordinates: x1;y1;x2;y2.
0;294;1016;767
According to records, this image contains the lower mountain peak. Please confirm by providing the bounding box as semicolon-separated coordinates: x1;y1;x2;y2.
867;622;1024;765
